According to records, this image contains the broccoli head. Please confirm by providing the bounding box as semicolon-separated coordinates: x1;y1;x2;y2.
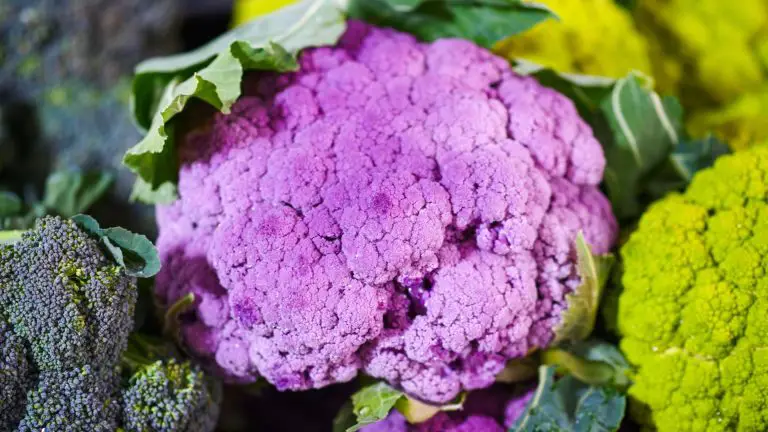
0;215;136;371
494;0;651;79
155;21;618;403
122;359;220;432
616;144;768;430
0;216;220;431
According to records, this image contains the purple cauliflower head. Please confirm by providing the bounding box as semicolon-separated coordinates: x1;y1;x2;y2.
155;21;617;403
361;385;535;432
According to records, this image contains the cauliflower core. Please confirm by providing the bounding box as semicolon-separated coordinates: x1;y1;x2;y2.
155;21;617;403
617;145;768;431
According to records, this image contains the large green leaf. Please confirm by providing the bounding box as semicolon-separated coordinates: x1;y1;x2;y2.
512;366;626;432
348;0;555;48
125;0;347;203
42;170;114;217
599;74;680;220
72;214;160;278
0;191;22;218
553;232;615;344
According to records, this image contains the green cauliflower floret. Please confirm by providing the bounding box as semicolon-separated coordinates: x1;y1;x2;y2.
616;144;768;431
122;359;220;432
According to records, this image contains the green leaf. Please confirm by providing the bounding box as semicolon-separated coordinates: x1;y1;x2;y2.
644;135;730;199
347;0;555;48
125;0;347;203
512;366;626;432
542;341;632;390
333;402;356;432
599;73;680;220
42;170;114;217
0;191;22;217
71;214;161;278
553;232;615;344
347;382;405;431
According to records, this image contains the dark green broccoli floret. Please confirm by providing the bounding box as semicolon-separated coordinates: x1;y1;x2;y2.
122;359;220;432
17;365;121;431
0;216;136;370
0;215;220;431
0;317;31;429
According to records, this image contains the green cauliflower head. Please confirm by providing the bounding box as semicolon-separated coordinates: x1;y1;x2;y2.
616;144;768;431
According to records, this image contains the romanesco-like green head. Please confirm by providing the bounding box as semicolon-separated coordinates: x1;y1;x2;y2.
688;89;768;152
494;0;652;79
635;0;768;133
616;144;768;431
122;359;220;432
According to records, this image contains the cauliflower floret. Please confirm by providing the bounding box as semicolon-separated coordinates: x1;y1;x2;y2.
155;21;617;403
616;144;768;431
494;0;652;79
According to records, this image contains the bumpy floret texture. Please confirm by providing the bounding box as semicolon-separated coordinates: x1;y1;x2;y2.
122;359;220;432
0;216;135;430
0;216;136;371
617;144;768;431
17;365;122;431
361;385;534;432
156;21;617;403
635;0;768;141
0;318;31;427
494;0;651;79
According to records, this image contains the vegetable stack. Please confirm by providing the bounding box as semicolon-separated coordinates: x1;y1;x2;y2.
5;0;764;430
